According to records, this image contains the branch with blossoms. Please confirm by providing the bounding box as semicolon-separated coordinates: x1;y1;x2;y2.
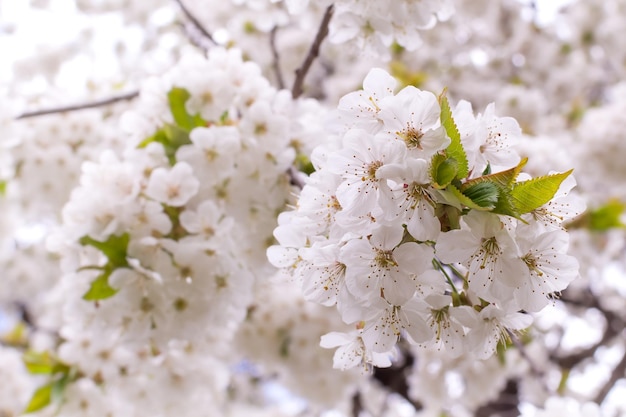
270;67;583;372
10;1;626;416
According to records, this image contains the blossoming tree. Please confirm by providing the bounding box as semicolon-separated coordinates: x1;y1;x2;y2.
1;1;626;416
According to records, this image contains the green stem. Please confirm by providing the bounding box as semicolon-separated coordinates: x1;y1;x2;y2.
432;258;459;295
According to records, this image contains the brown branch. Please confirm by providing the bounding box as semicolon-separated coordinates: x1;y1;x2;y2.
173;0;216;45
475;379;520;417
351;391;363;417
554;290;624;370
269;26;285;90
595;350;626;404
16;91;139;120
291;4;334;99
373;348;421;411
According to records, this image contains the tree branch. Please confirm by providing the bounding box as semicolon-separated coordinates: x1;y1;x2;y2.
173;0;216;45
291;4;334;99
373;348;421;411
594;350;626;404
475;379;520;417
269;26;285;90
16;91;139;120
554;290;624;370
351;391;363;417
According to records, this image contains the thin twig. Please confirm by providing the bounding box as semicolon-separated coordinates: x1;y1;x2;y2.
291;4;334;99
176;21;210;52
269;26;285;90
16;91;139;120
595;350;626;404
173;0;216;45
351;391;363;417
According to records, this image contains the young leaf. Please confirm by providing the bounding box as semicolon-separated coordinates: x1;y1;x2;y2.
438;90;469;179
491;186;523;220
461;182;499;209
51;374;71;404
137;124;192;165
511;169;573;214
23;351;55;375
83;269;118;301
24;382;53;413
167;87;205;132
444;184;493;211
461;157;528;192
430;153;458;189
138;87;205;164
589;199;626;231
79;233;130;269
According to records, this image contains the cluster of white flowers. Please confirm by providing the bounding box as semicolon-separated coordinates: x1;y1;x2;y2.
44;47;312;415
329;0;453;58
271;0;453;58
269;68;583;370
521;397;604;417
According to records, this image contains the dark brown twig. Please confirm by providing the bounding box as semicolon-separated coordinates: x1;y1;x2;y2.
173;0;216;45
594;350;626;404
475;379;520;417
16;91;139;120
291;4;334;99
269;26;285;90
351;391;363;417
554;290;624;370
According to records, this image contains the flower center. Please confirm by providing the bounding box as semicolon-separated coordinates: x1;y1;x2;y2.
363;160;383;181
375;249;398;268
522;253;544;276
399;126;424;149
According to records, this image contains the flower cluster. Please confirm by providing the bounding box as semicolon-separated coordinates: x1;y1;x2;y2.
43;47;311;414
269;68;583;370
328;0;454;58
272;0;453;58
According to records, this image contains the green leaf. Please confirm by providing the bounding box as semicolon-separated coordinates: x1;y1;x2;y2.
23;351;55;375
459;158;528;219
438;90;469;179
461;182;499;209
2;322;28;347
482;162;491;176
294;153;315;176
138;125;192;165
167;87;205;132
444;184;492;211
389;61;428;88
138;87;206;164
79;233;130;269
51;374;70;404
430;153;458;189
83;269;118;301
24;382;53;413
589;199;626;231
511;169;573;214
461;157;527;192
